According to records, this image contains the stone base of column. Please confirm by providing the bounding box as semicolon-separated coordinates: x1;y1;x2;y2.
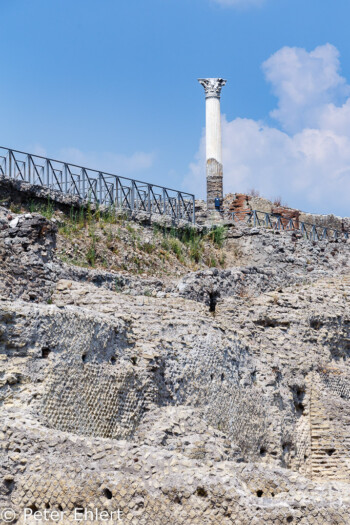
206;158;223;210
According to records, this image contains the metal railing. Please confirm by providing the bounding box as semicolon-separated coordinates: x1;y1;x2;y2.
230;209;349;242
0;147;196;223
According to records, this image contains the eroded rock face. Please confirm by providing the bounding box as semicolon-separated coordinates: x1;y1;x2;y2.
0;208;57;302
175;225;350;306
0;205;165;304
2;196;350;523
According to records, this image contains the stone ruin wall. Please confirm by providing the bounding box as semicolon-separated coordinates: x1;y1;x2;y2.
4;296;350;523
1;289;268;457
206;158;223;210
223;192;350;232
6;288;350;485
308;369;350;483
284;367;350;484
2;212;350;486
2;180;350;523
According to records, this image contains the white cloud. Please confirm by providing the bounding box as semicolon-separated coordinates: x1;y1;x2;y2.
262;44;350;133
186;44;350;216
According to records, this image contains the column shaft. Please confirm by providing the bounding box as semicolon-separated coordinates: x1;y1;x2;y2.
206;97;222;163
206;97;223;209
198;78;226;210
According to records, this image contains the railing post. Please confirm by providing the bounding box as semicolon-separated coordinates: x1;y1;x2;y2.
82;169;86;200
176;192;181;220
99;173;103;205
27;154;31;183
46;159;50;187
8;150;12;179
131;181;135;211
64;165;68;193
148;185;151;214
116;177;120;209
110;182;115;206
163;188;166;215
175;195;178;221
311;225;316;241
192;195;196;224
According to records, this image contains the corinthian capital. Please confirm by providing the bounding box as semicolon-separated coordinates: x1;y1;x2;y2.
198;78;227;99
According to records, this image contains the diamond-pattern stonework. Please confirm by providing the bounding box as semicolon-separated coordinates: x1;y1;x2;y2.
1;188;350;523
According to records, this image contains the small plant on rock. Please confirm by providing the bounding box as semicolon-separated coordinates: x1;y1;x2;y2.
208;225;226;248
248;188;260;198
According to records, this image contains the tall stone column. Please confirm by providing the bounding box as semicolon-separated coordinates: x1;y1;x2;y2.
198;78;227;210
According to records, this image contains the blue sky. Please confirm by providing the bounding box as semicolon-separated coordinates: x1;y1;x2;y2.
1;0;350;215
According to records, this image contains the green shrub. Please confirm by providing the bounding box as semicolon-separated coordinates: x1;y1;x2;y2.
153;223;167;237
219;253;226;266
189;237;203;263
139;242;155;254
208;225;226;248
169;238;183;258
10;203;21;214
86;230;97;266
102;205;117;224
161;238;170;251
28;197;55;219
209;256;217;267
86;245;96;266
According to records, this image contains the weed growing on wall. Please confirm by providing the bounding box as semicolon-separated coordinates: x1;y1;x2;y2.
15;196;228;275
